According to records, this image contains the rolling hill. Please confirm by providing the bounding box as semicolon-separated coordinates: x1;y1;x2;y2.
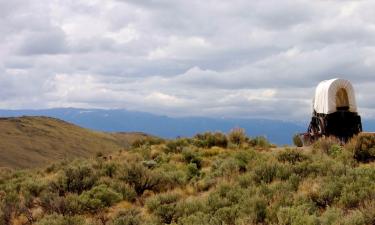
0;116;148;169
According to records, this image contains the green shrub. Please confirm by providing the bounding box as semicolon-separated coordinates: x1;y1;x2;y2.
62;164;97;194
79;185;121;212
64;193;82;215
293;134;303;147
313;137;340;155
206;184;244;213
252;162;278;184
193;132;228;148
186;163;200;180
277;148;309;164
287;174;301;191
340;210;367;225
22;179;46;197
360;201;375;225
175;198;206;219
40;191;64;214
41;192;81;215
154;165;187;190
228;128;247;146
154;152;170;164
196;177;217;192
35;214;85;225
182;149;202;169
165;139;189;153
237;173;253;188
336;148;357;168
351;134;375;162
0;206;5;225
103;163;117;178
109;181;137;202
250;136;270;148
132;139;147;148
213;206;239;225
309;179;343;208
239;196;267;224
209;132;228;148
177;212;211;225
277;205;319;225
111;208;142;225
234;151;251;172
146;192;181;224
120;163;162;195
275;163;293;181
328;144;342;156
319;207;343;225
291;160;320;178
40;189;87;216
211;158;239;178
132;137;164;148
0;191;19;225
133;139;151;149
339;181;373;209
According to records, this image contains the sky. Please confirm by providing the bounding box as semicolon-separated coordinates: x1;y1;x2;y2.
1;0;375;121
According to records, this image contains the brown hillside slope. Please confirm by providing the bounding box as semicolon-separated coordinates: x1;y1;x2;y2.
0;116;147;169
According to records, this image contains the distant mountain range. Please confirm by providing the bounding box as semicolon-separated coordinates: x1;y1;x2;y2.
0;108;374;145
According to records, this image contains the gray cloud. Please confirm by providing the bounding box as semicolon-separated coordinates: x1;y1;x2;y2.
0;0;374;120
18;29;67;55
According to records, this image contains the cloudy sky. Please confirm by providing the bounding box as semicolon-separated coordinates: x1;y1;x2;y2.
1;0;375;120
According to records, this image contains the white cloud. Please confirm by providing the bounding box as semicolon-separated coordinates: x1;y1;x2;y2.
105;24;140;44
0;0;374;120
148;36;211;60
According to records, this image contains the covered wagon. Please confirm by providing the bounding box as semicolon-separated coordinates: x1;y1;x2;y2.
304;78;362;144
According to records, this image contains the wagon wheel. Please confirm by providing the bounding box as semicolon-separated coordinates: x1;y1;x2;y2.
317;117;326;136
357;116;362;133
308;123;316;136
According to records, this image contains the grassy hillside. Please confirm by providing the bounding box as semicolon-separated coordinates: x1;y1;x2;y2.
0;116;149;169
0;131;374;225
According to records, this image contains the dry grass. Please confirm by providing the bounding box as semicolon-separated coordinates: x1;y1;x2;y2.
0;116;149;169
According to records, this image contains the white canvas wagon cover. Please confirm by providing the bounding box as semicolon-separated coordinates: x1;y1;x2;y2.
313;78;358;114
